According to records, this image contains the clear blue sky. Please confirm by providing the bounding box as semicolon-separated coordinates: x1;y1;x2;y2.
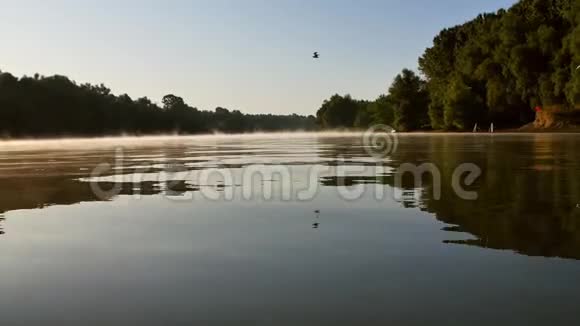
1;0;517;115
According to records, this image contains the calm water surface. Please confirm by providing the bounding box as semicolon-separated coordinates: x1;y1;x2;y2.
1;133;580;325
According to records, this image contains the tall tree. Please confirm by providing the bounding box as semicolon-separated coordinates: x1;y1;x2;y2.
316;94;361;128
420;0;578;129
388;69;430;131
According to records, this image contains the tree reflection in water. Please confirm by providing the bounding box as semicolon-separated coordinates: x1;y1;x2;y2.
319;134;580;260
0;135;579;260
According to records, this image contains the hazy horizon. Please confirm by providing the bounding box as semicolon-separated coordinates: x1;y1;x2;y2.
1;0;517;115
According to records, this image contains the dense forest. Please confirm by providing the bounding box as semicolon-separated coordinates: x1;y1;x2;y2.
317;0;580;131
0;71;316;137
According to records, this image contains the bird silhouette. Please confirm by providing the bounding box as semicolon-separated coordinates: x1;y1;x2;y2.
312;223;320;229
313;52;319;59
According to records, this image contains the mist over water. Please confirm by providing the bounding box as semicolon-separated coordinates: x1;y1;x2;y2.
0;132;371;151
0;130;531;151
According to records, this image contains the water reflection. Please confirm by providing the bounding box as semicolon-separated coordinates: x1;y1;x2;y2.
380;134;580;260
313;209;321;229
0;177;201;215
0;134;579;260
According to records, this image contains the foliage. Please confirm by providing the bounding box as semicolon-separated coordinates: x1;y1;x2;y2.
388;69;430;131
0;71;316;137
316;70;428;131
316;94;367;128
317;0;579;132
420;0;578;129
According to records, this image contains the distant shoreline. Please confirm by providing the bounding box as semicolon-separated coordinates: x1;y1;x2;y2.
412;128;580;134
1;129;580;147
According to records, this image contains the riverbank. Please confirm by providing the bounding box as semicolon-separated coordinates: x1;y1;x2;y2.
450;109;580;133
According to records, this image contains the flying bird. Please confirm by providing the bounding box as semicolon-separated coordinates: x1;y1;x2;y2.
313;52;319;59
576;65;580;70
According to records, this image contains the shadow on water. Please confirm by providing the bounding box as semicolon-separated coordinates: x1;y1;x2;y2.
1;134;580;260
318;134;580;260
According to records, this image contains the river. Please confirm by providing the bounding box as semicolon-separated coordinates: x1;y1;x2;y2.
1;133;579;325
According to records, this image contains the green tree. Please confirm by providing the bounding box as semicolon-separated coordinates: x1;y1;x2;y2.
443;76;486;130
368;95;395;126
388;69;430;131
419;0;577;129
316;94;360;128
0;69;317;137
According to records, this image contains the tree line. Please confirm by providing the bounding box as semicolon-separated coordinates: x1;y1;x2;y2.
317;0;580;131
0;71;316;137
2;0;578;136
